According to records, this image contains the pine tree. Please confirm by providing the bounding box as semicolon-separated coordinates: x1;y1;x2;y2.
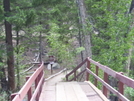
3;0;15;91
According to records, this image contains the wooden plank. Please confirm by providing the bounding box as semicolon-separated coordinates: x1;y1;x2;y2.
88;95;104;101
78;82;97;96
64;82;78;101
72;82;89;101
39;85;56;101
85;81;109;101
56;83;67;101
56;82;89;101
78;82;103;101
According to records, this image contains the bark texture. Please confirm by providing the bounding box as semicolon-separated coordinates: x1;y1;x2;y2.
77;0;92;60
3;0;15;91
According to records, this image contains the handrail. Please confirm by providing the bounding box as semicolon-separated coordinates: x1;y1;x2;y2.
87;57;134;89
87;57;117;77
66;58;87;81
69;69;86;81
15;53;40;76
66;57;134;101
86;68;129;101
11;62;44;101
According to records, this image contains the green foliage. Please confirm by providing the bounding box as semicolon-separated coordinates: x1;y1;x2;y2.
25;10;36;26
125;87;134;101
85;0;132;71
32;0;62;7
0;44;6;66
7;9;25;26
46;23;74;65
0;5;4;22
125;75;134;100
76;47;85;54
85;0;134;99
0;91;8;101
6;8;36;29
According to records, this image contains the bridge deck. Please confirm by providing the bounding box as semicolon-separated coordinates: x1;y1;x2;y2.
39;81;109;101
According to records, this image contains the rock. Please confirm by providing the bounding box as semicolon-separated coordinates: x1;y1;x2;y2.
47;62;60;70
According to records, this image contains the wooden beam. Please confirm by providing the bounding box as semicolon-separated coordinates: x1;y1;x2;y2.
85;81;109;101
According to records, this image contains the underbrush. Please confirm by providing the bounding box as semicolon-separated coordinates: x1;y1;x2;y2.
0;91;8;101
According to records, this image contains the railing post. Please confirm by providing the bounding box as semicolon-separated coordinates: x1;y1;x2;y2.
26;77;32;101
39;71;43;97
86;59;90;81
50;64;53;74
95;66;99;87
35;75;39;101
118;72;124;101
66;75;68;81
103;72;108;97
10;93;17;101
74;71;77;81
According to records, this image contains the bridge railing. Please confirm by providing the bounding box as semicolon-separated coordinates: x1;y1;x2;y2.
66;57;134;101
11;62;44;101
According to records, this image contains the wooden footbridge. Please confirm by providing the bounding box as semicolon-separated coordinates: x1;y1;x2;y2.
11;57;134;101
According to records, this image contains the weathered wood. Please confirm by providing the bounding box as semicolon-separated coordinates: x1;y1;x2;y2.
10;93;18;101
40;79;109;101
87;57;117;77
39;83;56;101
35;75;39;101
64;82;78;101
69;69;86;81
80;85;102;101
116;73;134;89
85;81;109;101
66;58;87;81
119;81;124;101
95;66;99;86
30;73;44;101
56;82;89;101
86;68;129;101
66;57;134;101
56;83;67;101
103;72;108;97
74;71;77;81
86;60;90;81
26;77;32;101
11;63;44;101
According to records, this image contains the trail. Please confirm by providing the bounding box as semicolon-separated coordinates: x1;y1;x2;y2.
39;70;68;101
45;69;67;85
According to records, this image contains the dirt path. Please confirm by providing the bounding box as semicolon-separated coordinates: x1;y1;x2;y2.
45;70;67;85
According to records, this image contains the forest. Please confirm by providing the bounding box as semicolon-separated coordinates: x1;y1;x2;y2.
0;0;134;101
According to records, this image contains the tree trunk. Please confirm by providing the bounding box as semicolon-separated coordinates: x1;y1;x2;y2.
78;28;84;61
39;22;42;62
3;0;15;91
77;0;92;60
16;30;20;90
126;2;134;75
125;48;132;74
